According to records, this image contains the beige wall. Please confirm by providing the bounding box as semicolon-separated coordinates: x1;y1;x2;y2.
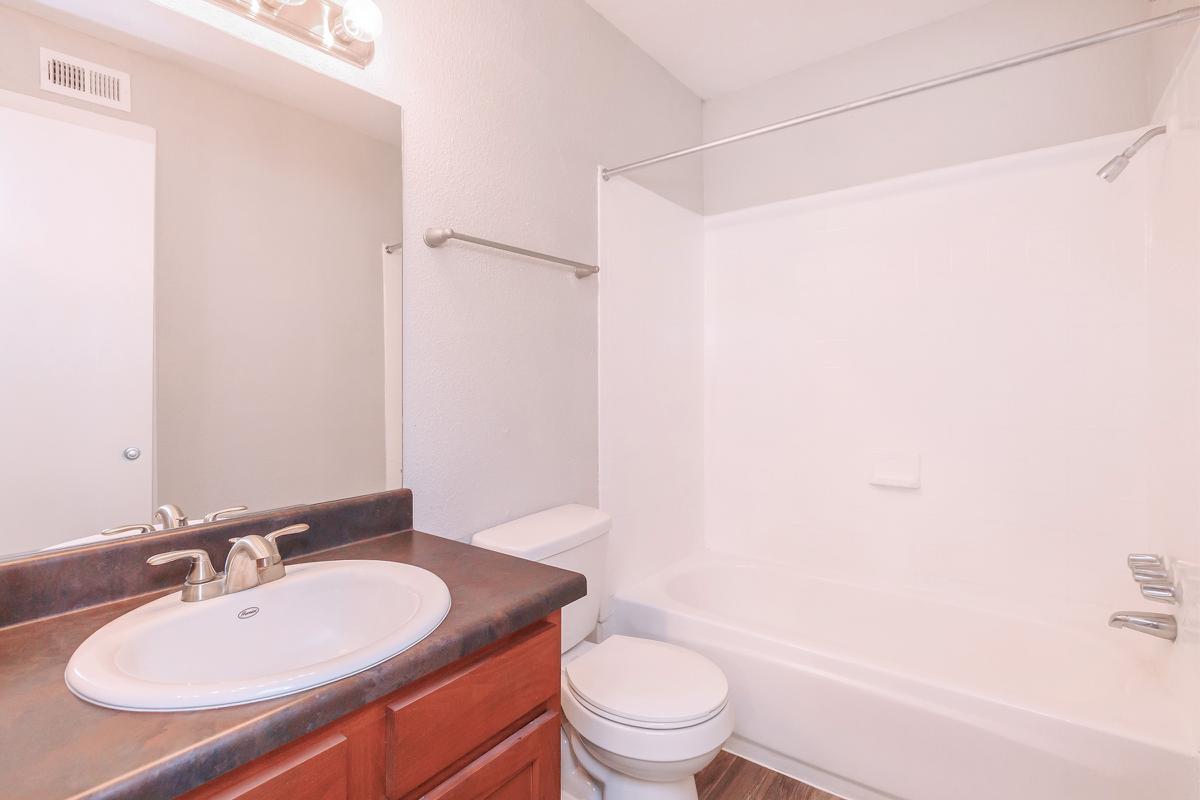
702;0;1160;213
0;5;402;518
390;1;703;539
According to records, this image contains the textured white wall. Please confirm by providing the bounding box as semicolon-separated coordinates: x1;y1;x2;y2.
702;0;1159;213
704;131;1156;617
598;177;705;599
392;1;702;539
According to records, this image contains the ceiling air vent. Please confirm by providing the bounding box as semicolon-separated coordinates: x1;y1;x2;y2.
39;49;131;112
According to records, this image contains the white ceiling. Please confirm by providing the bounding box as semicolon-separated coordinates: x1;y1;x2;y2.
583;0;996;99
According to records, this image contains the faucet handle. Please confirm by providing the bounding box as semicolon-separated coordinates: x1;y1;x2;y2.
101;523;154;537
1142;583;1180;604
231;525;309;563
1132;567;1171;583
146;549;218;585
203;506;248;523
265;523;310;546
225;525;309;544
1128;553;1165;570
264;524;310;561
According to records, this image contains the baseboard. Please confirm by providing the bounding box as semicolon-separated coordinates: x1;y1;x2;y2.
722;736;901;800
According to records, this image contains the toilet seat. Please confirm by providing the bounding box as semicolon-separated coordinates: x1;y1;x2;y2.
560;636;735;764
561;674;735;764
565;636;729;730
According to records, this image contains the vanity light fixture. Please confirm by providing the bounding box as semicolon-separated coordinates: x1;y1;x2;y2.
203;0;380;68
332;0;384;44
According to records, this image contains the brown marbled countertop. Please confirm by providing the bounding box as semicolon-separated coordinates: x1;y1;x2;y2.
0;530;585;800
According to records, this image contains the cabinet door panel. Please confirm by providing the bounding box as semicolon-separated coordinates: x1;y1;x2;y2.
424;711;559;800
483;772;534;800
386;621;558;798
185;733;348;800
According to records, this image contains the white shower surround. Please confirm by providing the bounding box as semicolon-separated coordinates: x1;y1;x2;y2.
704;129;1162;617
600;90;1200;799
603;126;1197;619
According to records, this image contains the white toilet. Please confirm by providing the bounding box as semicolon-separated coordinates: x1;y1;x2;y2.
473;505;733;800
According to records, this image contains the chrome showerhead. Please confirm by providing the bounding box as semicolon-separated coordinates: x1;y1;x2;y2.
1097;154;1131;183
1096;126;1166;183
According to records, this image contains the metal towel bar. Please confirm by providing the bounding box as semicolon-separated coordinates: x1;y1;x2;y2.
423;228;599;279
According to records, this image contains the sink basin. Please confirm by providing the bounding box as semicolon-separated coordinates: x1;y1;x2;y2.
65;560;451;711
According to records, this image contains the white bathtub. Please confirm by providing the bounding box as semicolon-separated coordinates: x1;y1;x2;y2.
608;551;1198;800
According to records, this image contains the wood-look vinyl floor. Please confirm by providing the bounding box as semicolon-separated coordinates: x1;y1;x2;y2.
695;751;842;800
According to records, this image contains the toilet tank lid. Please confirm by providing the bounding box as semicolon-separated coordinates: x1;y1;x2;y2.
472;504;611;561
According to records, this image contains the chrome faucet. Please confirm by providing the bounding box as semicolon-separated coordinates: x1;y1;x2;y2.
1108;612;1177;641
153;504;189;529
146;523;309;602
223;535;279;594
105;504;247;538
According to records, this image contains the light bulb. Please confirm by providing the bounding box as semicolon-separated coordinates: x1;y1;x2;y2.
332;0;383;44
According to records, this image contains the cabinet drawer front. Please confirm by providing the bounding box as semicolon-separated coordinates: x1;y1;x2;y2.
423;711;559;800
386;621;559;798
185;733;349;800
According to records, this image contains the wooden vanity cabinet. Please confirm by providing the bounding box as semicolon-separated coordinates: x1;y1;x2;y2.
183;614;561;800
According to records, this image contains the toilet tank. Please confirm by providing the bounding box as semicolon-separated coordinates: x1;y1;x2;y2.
471;504;610;653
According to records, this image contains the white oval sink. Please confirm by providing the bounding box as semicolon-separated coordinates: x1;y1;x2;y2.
65;560;451;711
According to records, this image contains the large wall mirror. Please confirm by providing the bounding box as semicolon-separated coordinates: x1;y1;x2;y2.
0;3;403;559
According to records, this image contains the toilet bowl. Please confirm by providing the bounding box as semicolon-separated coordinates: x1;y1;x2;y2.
471;505;734;800
560;637;733;800
565;726;725;800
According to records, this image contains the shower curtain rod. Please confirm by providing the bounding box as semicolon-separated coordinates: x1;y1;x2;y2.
601;7;1200;180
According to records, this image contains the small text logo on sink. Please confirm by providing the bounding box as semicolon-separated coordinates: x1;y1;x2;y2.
237;606;260;620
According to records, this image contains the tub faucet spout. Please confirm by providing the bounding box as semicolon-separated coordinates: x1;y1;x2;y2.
1108;612;1176;641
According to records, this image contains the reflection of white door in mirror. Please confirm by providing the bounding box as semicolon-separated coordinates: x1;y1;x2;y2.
0;89;155;553
383;242;403;491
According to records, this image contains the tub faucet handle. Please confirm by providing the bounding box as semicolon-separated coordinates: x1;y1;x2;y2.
1141;583;1180;604
1128;553;1165;571
1132;567;1171;583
